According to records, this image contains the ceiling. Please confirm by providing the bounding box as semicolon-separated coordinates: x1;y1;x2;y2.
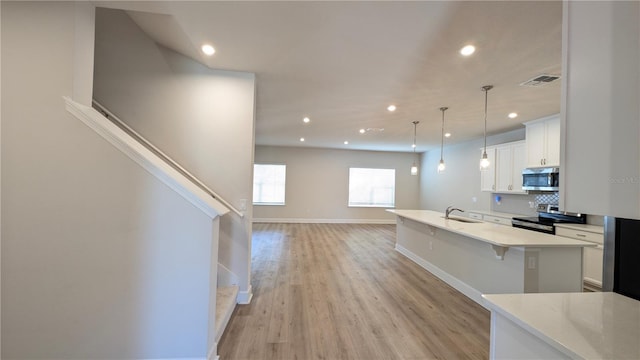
95;1;563;153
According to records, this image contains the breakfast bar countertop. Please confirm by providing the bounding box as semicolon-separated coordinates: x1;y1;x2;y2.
387;209;596;249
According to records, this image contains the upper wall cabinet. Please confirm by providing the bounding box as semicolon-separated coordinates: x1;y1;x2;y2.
561;1;640;218
495;141;527;194
480;141;526;194
524;115;560;168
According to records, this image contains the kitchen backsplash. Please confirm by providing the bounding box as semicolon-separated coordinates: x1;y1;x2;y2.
490;192;559;216
533;192;560;205
490;192;604;226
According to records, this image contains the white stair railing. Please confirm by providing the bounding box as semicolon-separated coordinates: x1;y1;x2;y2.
92;99;244;218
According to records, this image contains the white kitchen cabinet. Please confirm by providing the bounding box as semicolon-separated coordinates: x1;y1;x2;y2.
480;146;496;192
483;215;512;226
561;1;640;218
555;225;604;291
468;212;483;220
524;115;560;168
495;141;527;194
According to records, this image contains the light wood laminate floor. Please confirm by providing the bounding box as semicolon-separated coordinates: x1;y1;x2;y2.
218;223;490;359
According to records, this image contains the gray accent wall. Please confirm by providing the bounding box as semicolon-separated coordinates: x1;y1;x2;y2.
254;146;420;222
419;128;536;215
92;8;256;294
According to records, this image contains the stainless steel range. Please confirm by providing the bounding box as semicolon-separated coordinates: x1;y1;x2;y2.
512;204;586;234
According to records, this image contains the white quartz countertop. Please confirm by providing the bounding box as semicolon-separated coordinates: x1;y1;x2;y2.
482;292;640;359
387;209;596;248
554;222;604;234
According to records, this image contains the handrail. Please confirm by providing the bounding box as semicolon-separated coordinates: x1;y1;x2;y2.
92;99;244;218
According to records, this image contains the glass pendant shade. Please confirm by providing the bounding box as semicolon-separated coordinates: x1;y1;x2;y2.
411;162;418;176
437;159;446;173
480;152;490;170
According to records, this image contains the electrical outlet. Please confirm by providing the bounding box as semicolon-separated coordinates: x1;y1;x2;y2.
528;256;536;269
239;199;247;211
429;241;433;250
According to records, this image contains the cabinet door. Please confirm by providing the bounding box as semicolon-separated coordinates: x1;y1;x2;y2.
495;145;512;192
544;117;561;167
510;142;527;193
480;147;496;192
526;121;546;167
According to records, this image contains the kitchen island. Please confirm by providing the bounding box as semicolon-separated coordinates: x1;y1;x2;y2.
387;210;595;306
483;292;640;359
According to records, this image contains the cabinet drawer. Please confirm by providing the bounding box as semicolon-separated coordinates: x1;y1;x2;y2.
468;213;483;220
483;215;511;226
556;227;603;244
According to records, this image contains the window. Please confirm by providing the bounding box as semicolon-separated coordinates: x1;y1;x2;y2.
348;168;395;207
253;164;286;205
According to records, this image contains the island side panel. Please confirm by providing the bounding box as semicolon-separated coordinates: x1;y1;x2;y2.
394;217;525;305
490;312;571;360
534;247;583;293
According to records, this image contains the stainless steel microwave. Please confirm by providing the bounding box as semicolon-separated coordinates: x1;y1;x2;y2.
522;167;559;191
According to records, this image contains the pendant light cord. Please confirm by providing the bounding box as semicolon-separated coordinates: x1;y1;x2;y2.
440;107;448;161
412;121;419;153
482;85;493;154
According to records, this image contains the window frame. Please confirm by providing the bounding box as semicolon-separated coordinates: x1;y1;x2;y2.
253;163;287;206
347;167;396;208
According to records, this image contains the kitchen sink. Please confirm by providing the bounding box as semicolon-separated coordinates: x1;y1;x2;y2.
441;216;482;224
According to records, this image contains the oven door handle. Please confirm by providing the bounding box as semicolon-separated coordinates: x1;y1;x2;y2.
512;219;555;232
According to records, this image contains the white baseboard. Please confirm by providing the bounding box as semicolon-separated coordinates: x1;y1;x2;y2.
146;358;207;360
237;285;253;304
208;345;218;360
394;244;487;309
253;218;395;224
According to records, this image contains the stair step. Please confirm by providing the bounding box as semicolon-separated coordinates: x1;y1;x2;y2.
215;285;239;342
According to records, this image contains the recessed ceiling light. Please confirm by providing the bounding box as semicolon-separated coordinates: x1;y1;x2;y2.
344;141;349;145
299;137;305;142
201;44;215;56
508;112;518;119
359;129;366;134
303;117;310;123
445;133;451;138
460;45;475;56
387;105;397;112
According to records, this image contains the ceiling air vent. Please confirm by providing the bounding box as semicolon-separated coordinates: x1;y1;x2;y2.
520;74;561;87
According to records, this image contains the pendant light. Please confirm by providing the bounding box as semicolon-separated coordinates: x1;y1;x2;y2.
480;85;493;170
410;121;419;175
437;107;448;173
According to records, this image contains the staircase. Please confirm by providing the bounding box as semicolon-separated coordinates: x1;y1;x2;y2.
216;285;240;342
66;97;242;358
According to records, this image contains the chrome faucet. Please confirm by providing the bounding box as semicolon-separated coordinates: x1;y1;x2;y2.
445;206;464;219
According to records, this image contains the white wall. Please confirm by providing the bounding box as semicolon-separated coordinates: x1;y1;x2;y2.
2;2;218;358
92;8;256;295
254;146;420;222
419;128;537;215
561;1;640;219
